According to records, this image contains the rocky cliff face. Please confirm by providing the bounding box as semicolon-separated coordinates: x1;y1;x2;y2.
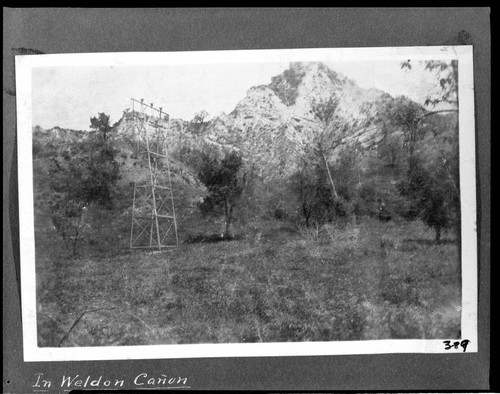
38;62;416;184
192;62;398;179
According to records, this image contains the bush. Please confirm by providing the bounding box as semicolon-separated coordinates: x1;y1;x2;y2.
269;64;306;105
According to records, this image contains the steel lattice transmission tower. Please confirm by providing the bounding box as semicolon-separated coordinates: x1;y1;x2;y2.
129;98;179;250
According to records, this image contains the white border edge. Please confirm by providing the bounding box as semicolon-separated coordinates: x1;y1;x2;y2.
15;46;478;362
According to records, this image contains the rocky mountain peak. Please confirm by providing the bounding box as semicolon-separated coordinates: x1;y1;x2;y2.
106;62;409;182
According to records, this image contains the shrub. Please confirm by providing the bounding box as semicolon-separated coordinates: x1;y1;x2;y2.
380;236;395;250
269;64;306;105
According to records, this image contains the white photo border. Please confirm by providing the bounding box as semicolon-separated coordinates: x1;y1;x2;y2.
15;46;477;362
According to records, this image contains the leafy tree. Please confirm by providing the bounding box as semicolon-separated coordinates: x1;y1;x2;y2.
197;150;244;237
398;156;457;243
192;110;210;124
291;106;361;225
385;97;459;242
382;98;426;158
189;110;210;135
334;143;363;199
306;97;359;216
378;130;403;169
402;59;458;108
393;61;461;243
289;159;339;227
90;112;113;143
86;114;120;207
47;195;89;256
401;59;460;119
289;163;318;227
307;123;358;219
47;113;120;254
423;60;458;107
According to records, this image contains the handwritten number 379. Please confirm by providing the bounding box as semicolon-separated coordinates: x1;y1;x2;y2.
444;340;470;352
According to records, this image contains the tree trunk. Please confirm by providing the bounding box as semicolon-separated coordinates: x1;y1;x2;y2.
302;203;311;227
71;232;78;256
322;152;339;201
435;227;442;244
224;200;232;238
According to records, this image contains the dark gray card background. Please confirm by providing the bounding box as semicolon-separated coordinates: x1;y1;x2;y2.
3;8;490;392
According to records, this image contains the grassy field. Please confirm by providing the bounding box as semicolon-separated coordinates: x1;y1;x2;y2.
36;216;461;347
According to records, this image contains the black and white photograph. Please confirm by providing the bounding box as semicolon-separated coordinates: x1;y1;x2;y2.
15;46;477;361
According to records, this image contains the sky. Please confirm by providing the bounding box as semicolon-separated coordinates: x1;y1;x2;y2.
31;60;445;130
